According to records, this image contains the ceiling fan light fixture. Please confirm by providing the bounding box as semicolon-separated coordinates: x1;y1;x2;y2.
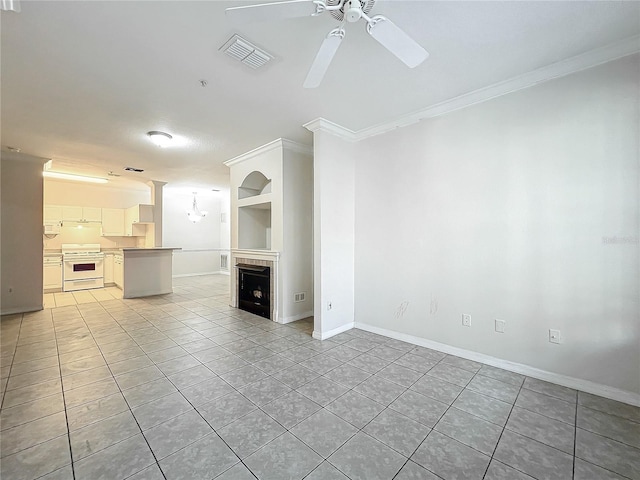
147;131;173;148
344;0;362;22
1;0;21;12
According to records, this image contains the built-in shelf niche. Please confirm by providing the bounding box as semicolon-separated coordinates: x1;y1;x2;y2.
238;170;272;249
238;171;271;200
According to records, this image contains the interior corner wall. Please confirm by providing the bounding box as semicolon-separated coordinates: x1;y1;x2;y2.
313;130;355;338
353;54;640;397
1;153;47;314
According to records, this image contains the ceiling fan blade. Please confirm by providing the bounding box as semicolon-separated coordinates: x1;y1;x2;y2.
367;15;428;68
226;0;320;22
303;28;345;88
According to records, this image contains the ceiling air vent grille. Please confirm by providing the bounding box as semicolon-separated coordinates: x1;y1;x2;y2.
221;34;273;69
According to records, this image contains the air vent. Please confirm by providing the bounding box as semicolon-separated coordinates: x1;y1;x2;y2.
221;34;273;69
124;167;144;173
294;292;306;303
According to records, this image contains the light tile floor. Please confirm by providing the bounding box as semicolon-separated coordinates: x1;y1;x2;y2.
44;286;123;309
2;274;639;480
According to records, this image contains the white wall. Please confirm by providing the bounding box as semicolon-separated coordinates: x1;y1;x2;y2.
282;147;313;320
313;130;356;338
1;152;47;314
353;55;639;397
163;189;225;276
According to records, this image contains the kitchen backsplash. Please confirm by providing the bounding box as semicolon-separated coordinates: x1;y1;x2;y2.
43;225;141;250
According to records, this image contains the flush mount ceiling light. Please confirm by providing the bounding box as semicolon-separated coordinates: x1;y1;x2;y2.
1;0;21;12
187;192;208;223
147;131;173;148
43;171;108;184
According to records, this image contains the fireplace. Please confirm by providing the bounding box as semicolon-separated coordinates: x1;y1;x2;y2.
237;264;271;319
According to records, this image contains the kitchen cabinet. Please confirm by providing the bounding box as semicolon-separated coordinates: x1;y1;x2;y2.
127;204;154;223
124;204;152;236
101;208;125;236
43;255;63;292
44;205;63;223
62;206;102;222
104;253;115;284
114;254;124;288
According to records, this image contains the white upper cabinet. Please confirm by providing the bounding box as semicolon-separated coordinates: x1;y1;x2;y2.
44;205;63;223
101;208;125;236
61;206;102;222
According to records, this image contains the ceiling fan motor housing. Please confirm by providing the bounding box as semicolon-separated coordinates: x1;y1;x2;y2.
328;0;375;22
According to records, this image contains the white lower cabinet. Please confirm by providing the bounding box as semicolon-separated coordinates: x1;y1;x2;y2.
44;256;63;292
114;254;124;288
104;253;115;284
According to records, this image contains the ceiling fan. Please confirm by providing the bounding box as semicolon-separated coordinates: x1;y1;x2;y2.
225;0;429;88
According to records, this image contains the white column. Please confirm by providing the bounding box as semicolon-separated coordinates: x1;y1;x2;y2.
147;180;167;247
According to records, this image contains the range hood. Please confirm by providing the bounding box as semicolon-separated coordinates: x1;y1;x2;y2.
62;219;102;227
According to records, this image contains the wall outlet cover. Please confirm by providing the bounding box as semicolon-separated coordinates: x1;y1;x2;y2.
549;329;561;344
495;319;506;333
462;314;471;327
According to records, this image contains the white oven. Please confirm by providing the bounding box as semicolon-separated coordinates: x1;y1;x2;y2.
62;244;105;292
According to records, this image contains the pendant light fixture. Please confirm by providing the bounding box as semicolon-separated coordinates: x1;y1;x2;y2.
187;192;208;223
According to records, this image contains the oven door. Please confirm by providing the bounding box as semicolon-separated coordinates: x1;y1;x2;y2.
63;258;104;281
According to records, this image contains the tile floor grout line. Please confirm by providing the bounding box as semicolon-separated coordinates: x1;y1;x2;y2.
481;376;526;480
0;312;21;412
51;307;78;480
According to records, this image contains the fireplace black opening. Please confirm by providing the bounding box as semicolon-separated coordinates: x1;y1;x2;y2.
237;264;271;319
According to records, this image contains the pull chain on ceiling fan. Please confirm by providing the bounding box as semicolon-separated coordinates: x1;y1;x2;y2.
225;0;429;88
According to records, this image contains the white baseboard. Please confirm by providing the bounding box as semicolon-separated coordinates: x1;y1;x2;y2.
355;322;640;407
313;322;355;340
281;311;313;324
172;271;223;278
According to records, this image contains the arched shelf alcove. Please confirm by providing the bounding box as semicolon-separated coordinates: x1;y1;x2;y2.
239;171;271;199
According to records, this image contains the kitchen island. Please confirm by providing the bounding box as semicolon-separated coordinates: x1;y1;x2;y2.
120;247;181;298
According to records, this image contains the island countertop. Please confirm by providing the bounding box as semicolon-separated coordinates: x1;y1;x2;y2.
121;247;181;252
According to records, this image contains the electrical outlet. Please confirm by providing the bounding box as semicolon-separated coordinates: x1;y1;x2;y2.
549;329;561;344
462;314;471;327
327;301;332;311
495;319;506;333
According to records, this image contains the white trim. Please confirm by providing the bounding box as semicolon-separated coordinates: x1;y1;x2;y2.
281;139;314;156
303;118;357;142
305;36;640;143
312;321;355;340
280;310;314;324
356;322;640;407
224;138;312;166
174;248;230;253
172;271;223;278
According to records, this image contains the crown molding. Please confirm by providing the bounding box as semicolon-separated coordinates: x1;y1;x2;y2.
303;118;357;142
305;35;640;143
223;138;312;166
281;138;313;156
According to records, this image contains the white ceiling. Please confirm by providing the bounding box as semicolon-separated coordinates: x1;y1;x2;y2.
2;1;639;192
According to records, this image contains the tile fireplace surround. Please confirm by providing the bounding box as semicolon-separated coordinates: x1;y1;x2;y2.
230;250;279;322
